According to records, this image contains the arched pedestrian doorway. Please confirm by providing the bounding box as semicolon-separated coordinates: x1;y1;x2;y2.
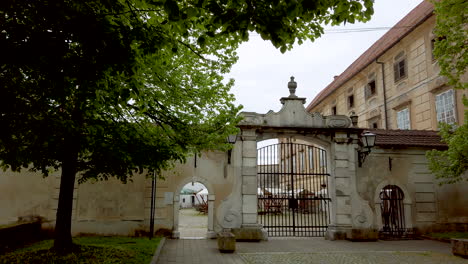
178;182;209;238
378;184;413;239
257;138;331;237
173;177;216;239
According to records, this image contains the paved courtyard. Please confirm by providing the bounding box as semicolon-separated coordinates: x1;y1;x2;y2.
160;208;466;264
178;208;208;238
156;238;466;264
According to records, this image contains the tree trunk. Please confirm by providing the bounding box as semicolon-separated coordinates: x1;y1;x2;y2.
53;136;79;253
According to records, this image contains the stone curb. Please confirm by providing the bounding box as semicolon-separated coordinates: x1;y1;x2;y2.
150;237;166;264
420;235;451;243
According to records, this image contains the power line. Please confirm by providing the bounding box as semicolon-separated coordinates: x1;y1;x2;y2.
324;25;413;34
248;25;414;36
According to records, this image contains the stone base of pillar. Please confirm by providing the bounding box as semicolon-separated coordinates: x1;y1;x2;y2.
232;224;268;241
325;225;349;240
346;228;379;242
172;230;180;239
206;230;217;239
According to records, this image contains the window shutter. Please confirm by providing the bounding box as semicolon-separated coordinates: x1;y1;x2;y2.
400;59;406;78
393;62;399;82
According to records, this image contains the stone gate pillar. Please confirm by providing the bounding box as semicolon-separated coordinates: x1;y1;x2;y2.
326;131;375;241
207;194;216;238
234;128;267;240
326;132;354;239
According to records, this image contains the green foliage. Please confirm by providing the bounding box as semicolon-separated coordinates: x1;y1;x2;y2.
426;98;468;185
0;0;375;249
427;1;468;184
431;0;468;90
428;232;468;239
0;0;242;182
0;0;375;182
0;236;161;264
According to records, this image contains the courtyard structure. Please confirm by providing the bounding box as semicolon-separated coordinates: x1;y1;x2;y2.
1;77;467;241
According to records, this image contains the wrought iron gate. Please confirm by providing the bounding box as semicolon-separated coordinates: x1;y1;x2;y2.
257;142;330;237
379;185;413;239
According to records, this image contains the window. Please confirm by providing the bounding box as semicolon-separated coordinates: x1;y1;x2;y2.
332;106;337;115
368;119;379;129
299;151;305;172
308;148;314;171
291;154;296;172
318;149;326;167
435;89;456;124
397;108;411;129
365;79;376;99
431;36;446;61
348;95;354;109
393;51;407;82
431;38;436;60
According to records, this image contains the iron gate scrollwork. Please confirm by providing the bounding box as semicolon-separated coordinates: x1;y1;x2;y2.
257;142;330;237
379;185;413;239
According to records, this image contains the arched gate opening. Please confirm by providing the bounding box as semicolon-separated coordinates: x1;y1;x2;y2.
257;141;330;237
379;185;408;239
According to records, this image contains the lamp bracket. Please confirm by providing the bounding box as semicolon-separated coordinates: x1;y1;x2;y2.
357;147;371;167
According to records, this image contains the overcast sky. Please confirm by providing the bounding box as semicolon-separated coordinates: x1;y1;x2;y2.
226;0;424;114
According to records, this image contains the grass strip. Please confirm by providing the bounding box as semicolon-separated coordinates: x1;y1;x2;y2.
428;232;468;239
0;236;161;264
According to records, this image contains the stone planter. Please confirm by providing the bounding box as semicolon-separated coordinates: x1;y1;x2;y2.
217;231;236;253
451;238;468;258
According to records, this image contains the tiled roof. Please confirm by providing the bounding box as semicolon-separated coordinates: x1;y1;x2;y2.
306;1;434;111
368;129;446;148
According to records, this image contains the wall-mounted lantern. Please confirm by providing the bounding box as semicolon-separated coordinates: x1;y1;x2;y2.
357;131;376;167
226;134;237;164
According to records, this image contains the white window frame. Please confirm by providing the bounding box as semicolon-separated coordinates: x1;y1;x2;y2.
308;148;314;171
393;51;407;82
299;151;305;172
397;108;411;130
435;89;456;124
291;154;296;173
319;149;326;167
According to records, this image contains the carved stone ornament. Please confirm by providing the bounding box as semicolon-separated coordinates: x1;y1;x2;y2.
325;115;352;128
222;210;241;229
288;76;298;98
238;77;352;129
355;214;367;224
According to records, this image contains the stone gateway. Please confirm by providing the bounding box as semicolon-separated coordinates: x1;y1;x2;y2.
1;78;467;240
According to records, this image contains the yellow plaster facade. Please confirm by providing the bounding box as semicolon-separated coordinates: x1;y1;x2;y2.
307;15;467;130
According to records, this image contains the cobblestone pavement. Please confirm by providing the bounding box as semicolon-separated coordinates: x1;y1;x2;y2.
156;237;466;264
239;251;467;264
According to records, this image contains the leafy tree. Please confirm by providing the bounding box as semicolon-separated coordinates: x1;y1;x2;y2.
426;100;468;185
426;0;468;184
431;0;467;90
0;0;374;252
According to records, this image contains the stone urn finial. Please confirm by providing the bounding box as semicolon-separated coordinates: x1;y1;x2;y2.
288;76;297;97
